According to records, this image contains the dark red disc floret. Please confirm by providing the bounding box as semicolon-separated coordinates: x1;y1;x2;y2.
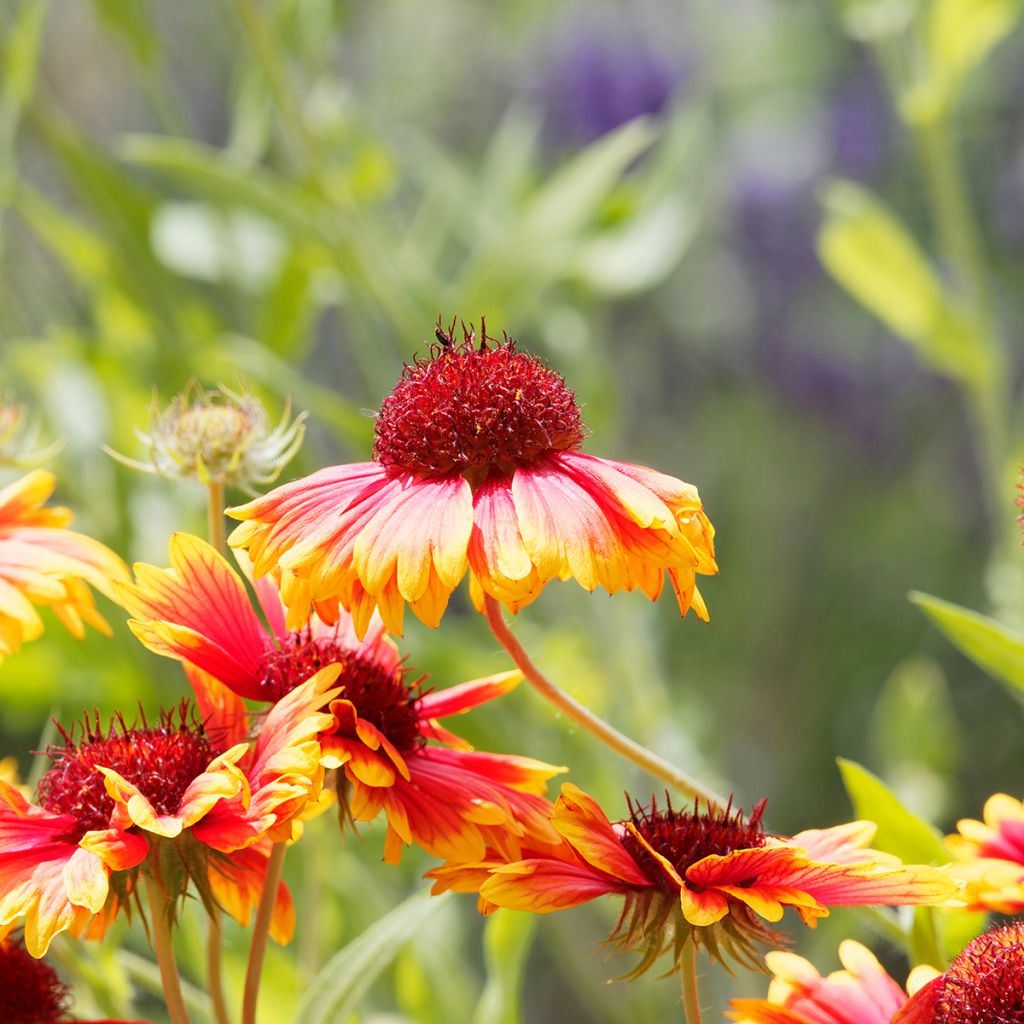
259;632;425;754
932;921;1024;1024
621;794;768;893
36;703;216;837
0;937;72;1023
372;320;587;478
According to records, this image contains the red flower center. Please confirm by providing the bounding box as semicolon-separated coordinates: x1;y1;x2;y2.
36;705;217;836
372;321;586;479
259;632;425;753
621;795;768;892
0;938;72;1024
932;921;1024;1023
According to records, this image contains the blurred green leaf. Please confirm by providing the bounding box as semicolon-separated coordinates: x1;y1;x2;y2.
1;0;48;155
840;0;919;39
910;906;946;969
911;591;1024;698
837;758;949;863
472;912;537;1024
941;908;989;960
92;0;158;66
293;888;450;1024
903;0;1022;122
818;180;988;383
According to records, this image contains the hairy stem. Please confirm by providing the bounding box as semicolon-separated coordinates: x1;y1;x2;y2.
207;480;227;556
680;940;703;1024
242;842;286;1024
482;595;725;810
208;907;232;1024
143;873;192;1024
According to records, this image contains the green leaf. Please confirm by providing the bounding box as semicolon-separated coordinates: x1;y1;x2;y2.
92;0;159;67
817;180;988;383
909;906;946;969
293;888;450;1024
1;0;49;146
910;591;1024;697
837;758;949;864
905;0;1022;121
472;912;537;1024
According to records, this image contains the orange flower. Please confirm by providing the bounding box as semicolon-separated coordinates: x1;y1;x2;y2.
945;793;1024;913
429;783;959;974
116;533;563;864
0;669;337;956
227;323;716;638
728;941;924;1023
0;470;128;659
0;934;153;1023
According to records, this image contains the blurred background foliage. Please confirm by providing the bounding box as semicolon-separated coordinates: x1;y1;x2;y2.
1;0;1023;1020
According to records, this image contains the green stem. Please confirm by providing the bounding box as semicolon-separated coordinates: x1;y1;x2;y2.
143;873;192;1024
208;907;232;1024
242;842;286;1024
679;940;703;1024
482;595;725;810
207;480;227;556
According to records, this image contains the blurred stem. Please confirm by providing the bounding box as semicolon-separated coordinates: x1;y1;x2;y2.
242;842;286;1024
856;905;909;949
680;940;703;1024
482;595;725;810
915;115;1008;539
208;908;232;1024
207;480;226;556
143;873;192;1024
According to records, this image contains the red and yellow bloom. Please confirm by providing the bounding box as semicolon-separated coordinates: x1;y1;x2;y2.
227;324;717;638
0;471;128;659
430;783;959;973
115;533;563;864
945;792;1024;914
0;668;337;956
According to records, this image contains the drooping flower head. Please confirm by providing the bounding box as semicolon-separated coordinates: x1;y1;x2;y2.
0;471;128;660
945;793;1024;914
106;383;305;493
228;320;717;638
0;934;151;1023
0;668;337;956
115;533;563;865
428;783;959;975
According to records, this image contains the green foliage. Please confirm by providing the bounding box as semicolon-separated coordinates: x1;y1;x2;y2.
472;912;538;1024
911;591;1024;700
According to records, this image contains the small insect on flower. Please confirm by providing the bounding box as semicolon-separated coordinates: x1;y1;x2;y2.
106;383;305;494
228;319;717;638
428;783;959;977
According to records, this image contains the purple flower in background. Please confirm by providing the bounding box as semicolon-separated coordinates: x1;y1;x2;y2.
830;72;891;180
540;25;690;147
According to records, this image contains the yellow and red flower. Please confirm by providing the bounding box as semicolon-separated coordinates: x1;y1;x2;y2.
0;934;153;1023
115;533;563;864
945;792;1024;914
0;668;338;956
728;941;929;1023
227;323;717;638
0;470;128;660
429;783;958;974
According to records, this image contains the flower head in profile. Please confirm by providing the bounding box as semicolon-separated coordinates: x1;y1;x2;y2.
945;792;1024;914
0;397;61;468
0;935;151;1023
115;533;563;865
228;320;716;638
0;470;128;660
429;783;958;976
107;383;305;493
0;669;337;956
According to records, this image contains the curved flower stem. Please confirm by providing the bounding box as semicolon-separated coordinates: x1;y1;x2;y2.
242;841;286;1024
208;907;232;1024
482;596;725;810
207;480;227;556
680;940;703;1024
143;873;192;1024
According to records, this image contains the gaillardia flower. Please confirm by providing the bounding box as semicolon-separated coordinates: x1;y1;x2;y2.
106;384;305;493
0;935;151;1023
729;940;923;1023
0;470;128;660
945;792;1024;913
115;533;563;864
0;669;338;956
893;920;1024;1023
429;783;958;974
227;322;717;637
